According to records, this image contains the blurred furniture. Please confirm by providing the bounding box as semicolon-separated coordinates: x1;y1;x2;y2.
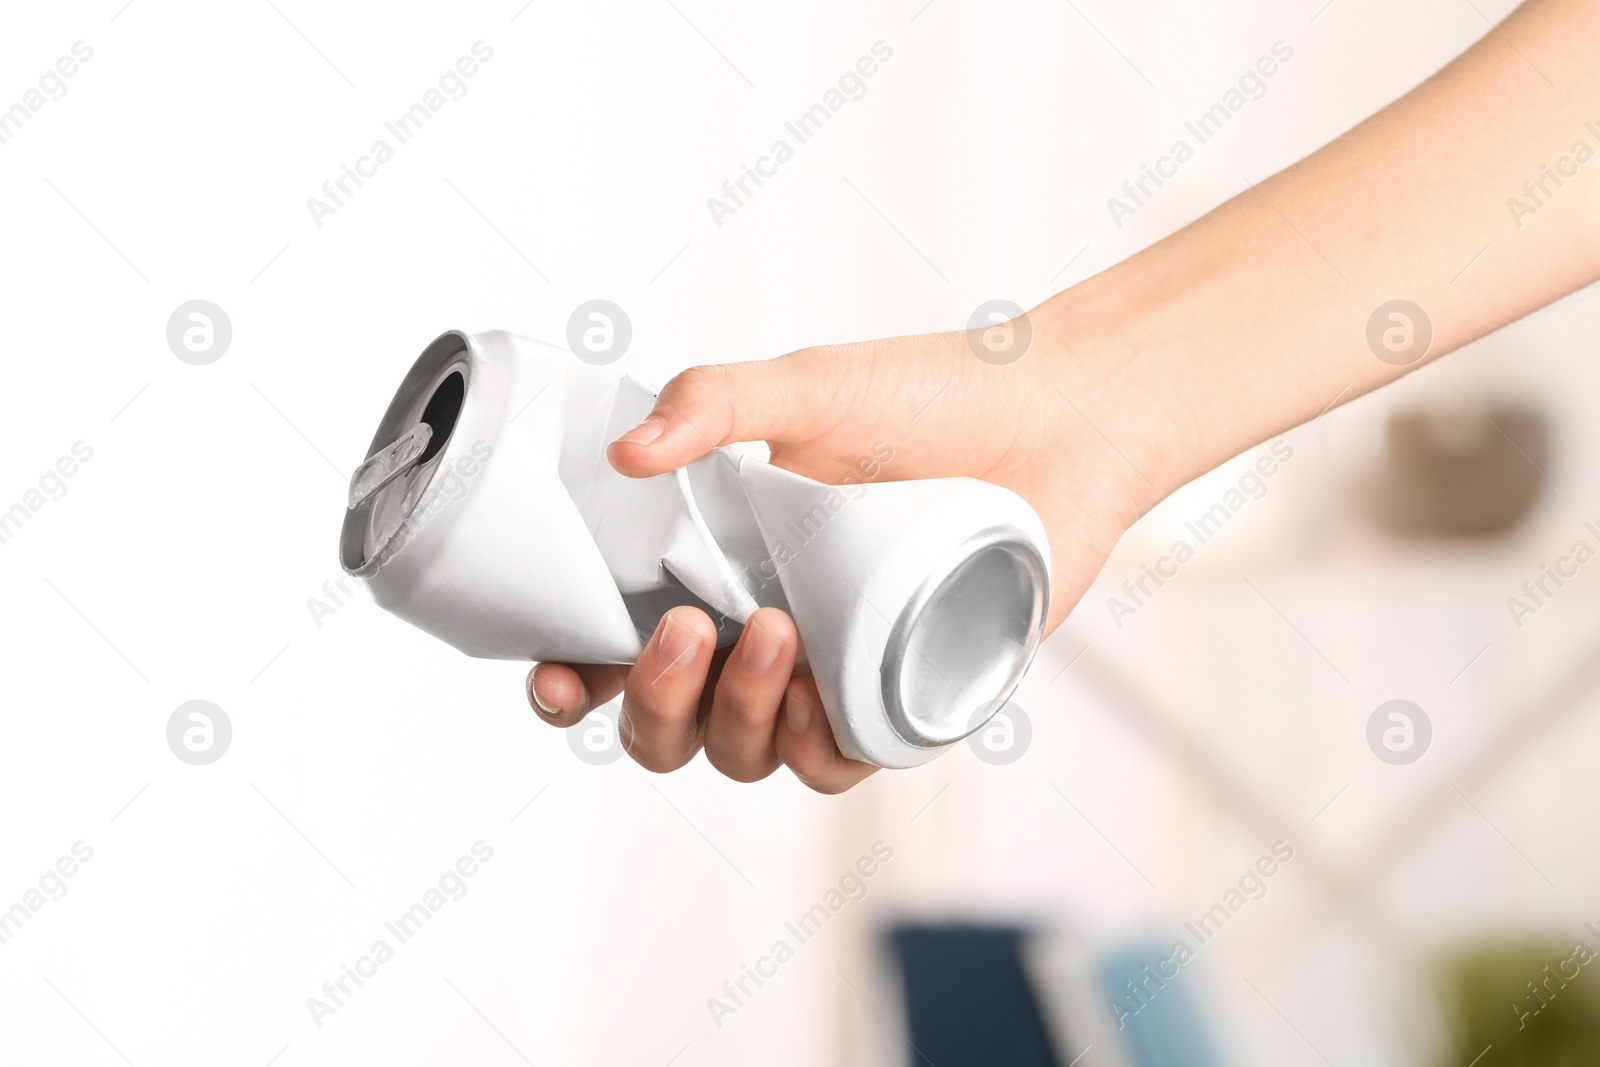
888;924;1068;1067
1100;945;1225;1067
1432;941;1600;1067
1350;405;1549;535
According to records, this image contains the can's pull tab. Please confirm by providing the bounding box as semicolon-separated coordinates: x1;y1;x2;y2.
348;423;433;510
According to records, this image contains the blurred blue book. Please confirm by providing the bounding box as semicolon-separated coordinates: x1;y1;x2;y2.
1099;945;1224;1067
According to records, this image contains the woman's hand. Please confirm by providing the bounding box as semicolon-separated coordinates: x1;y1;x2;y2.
525;0;1600;792
525;318;1172;792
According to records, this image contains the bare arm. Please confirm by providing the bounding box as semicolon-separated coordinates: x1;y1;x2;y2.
530;0;1600;792
1056;0;1600;501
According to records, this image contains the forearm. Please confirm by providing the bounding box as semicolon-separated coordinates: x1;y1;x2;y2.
533;0;1600;791
1043;0;1600;504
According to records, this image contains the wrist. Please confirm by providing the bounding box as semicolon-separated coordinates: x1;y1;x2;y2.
1030;195;1365;517
1028;282;1198;524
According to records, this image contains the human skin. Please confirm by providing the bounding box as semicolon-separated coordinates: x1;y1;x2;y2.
528;0;1600;792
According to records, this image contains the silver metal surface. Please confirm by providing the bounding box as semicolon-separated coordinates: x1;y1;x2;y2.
348;422;433;509
340;333;471;577
879;525;1049;748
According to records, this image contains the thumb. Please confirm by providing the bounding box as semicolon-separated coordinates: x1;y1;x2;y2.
607;358;820;478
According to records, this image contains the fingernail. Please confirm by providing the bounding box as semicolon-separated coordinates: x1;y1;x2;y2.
786;689;812;734
739;617;782;674
529;665;584;718
616;416;666;447
655;611;702;668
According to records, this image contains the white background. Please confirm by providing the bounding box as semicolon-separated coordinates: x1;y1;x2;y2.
2;1;1596;1065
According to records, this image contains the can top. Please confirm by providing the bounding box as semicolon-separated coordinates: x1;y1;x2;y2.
879;525;1048;748
340;332;472;577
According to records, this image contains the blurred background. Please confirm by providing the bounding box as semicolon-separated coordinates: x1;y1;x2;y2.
2;0;1597;1064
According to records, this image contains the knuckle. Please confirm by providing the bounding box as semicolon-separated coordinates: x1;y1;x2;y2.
773;345;823;369
618;705;698;774
663;363;731;407
631;750;684;774
620;691;668;727
705;743;773;784
791;764;848;794
662;364;739;440
617;684;675;726
720;693;772;732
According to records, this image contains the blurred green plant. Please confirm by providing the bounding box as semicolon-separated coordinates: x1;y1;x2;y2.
1433;939;1600;1067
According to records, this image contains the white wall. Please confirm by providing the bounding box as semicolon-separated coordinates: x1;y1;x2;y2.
1;1;1587;1065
